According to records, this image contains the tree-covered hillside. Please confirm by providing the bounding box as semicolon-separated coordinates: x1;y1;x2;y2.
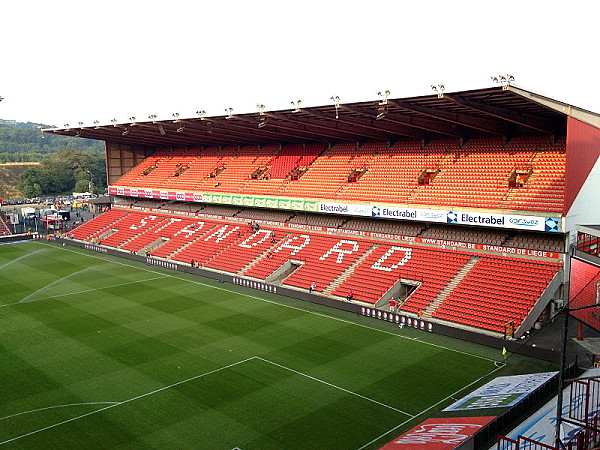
0;163;39;199
0;121;103;163
0;121;107;198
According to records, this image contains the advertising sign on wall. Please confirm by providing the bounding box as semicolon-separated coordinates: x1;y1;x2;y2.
109;186;561;232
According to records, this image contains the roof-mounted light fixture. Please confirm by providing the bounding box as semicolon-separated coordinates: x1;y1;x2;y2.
74;131;81;138
431;84;445;98
376;104;388;120
111;118;118;126
256;104;268;128
196;110;211;133
491;74;514;90
291;99;302;113
225;107;234;119
330;96;340;119
376;90;390;120
377;90;390;105
176;125;185;133
122;127;130;136
93;120;100;129
148;114;158;122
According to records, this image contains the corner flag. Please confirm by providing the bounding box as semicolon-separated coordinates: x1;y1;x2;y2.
502;347;507;356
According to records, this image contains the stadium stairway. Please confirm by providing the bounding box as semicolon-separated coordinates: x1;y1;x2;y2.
423;256;480;318
323;243;380;296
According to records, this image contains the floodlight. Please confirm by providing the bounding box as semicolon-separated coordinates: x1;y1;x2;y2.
491;74;514;89
377;90;390;105
291;100;302;113
431;84;445;98
330;96;340;119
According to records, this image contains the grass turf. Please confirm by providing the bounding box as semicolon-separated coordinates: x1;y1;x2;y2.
0;241;550;449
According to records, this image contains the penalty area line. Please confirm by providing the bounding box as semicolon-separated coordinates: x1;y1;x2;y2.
0;356;257;446
255;356;413;417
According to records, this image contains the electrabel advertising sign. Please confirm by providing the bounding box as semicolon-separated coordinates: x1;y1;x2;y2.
381;416;496;449
109;186;560;232
319;202;371;216
446;211;559;232
443;371;557;412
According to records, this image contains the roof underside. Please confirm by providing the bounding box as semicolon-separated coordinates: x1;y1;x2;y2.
45;86;583;148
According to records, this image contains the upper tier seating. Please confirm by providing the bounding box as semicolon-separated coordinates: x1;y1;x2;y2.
69;209;561;334
113;136;566;213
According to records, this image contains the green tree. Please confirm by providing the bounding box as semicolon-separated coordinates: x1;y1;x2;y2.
17;148;107;196
17;168;42;197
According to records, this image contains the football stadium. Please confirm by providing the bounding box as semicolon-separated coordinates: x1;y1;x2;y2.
2;83;600;449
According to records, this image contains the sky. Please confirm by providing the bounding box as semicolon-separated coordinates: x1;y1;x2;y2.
1;0;599;127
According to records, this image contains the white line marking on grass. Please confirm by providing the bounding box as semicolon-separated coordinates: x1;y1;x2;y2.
0;276;166;309
38;241;502;364
0;249;46;270
256;356;413;417
19;266;99;303
355;362;507;450
0;357;257;446
0;402;120;422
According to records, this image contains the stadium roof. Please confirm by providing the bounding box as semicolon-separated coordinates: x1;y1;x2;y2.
44;86;600;147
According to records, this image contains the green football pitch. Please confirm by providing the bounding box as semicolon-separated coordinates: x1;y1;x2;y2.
0;241;551;449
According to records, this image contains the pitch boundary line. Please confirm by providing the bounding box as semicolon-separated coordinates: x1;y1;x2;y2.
0;354;416;446
39;242;501;364
255;356;413;417
0;357;256;446
355;361;506;450
0;276;167;309
0;402;120;422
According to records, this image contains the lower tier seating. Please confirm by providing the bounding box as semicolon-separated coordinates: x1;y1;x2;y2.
68;208;561;335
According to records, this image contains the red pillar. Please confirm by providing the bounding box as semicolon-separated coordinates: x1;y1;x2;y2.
578;321;584;341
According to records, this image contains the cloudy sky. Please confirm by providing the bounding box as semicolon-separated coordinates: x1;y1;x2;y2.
1;0;598;126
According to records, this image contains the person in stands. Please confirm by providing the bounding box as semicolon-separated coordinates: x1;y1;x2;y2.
309;282;316;293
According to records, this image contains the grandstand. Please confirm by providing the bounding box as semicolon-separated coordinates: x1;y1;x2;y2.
46;85;600;341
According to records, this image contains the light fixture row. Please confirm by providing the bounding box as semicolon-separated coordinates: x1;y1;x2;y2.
66;75;514;135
